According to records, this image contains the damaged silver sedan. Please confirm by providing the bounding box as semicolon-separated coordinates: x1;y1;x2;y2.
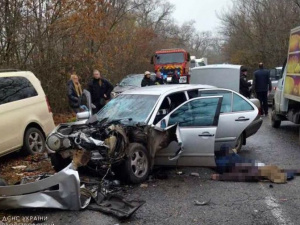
46;85;262;184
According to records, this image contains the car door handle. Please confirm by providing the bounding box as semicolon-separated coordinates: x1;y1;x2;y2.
199;132;215;137
235;117;250;121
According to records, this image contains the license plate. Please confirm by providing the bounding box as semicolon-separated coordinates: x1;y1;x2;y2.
167;77;172;82
179;76;187;83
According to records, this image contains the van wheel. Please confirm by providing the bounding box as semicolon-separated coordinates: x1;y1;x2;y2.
271;110;281;128
0;178;7;186
23;127;45;155
124;143;150;184
235;133;244;152
50;153;72;172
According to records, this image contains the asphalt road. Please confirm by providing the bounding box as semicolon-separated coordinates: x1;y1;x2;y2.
2;116;300;225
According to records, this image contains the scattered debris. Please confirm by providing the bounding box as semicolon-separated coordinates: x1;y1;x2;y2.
254;209;258;213
12;165;27;170
140;183;148;188
190;172;200;177
176;171;184;175
194;199;211;206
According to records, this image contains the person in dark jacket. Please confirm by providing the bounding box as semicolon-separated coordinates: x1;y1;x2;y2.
154;71;164;85
88;70;113;114
253;63;272;116
67;74;82;113
171;69;180;84
141;71;154;87
239;68;251;98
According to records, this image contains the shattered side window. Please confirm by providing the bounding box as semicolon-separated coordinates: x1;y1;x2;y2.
96;94;159;123
168;97;220;127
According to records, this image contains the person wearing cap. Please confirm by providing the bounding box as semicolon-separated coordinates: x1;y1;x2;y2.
141;71;154;87
239;67;251;98
253;63;272;116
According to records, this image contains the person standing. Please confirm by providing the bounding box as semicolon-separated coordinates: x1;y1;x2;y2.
141;71;154;87
239;68;251;98
67;73;82;113
253;63;272;116
88;69;113;114
154;71;164;85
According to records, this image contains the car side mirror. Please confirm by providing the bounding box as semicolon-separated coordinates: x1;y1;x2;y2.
150;56;154;64
187;53;191;62
161;119;167;129
76;111;90;120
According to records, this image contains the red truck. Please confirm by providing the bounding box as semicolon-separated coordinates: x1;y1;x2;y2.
151;48;191;84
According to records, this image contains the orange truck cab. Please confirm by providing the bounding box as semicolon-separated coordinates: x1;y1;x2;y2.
151;49;191;84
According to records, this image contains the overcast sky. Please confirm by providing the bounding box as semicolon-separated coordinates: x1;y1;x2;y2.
171;0;232;32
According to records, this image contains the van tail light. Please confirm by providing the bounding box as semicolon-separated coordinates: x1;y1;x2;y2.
46;96;52;113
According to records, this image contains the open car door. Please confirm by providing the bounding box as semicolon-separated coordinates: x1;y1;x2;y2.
154;96;223;167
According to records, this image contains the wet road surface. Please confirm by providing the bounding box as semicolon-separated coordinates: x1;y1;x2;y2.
1;117;300;225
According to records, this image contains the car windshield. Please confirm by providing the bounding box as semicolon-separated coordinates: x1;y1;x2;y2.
119;75;143;87
155;53;185;64
96;94;159;123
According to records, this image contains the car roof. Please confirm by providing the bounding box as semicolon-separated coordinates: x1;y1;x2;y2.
126;73;155;77
191;64;242;70
122;84;216;95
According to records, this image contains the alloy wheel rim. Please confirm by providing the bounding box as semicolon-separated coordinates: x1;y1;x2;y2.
28;132;43;152
131;150;148;178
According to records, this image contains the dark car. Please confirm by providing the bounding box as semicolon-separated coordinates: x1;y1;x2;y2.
111;73;156;98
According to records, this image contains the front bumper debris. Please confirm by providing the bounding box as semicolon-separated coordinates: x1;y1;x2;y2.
0;163;88;210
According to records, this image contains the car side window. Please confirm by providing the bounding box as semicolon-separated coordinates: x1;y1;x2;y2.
199;90;232;113
0;77;38;105
168;97;220;127
232;93;253;112
154;92;187;125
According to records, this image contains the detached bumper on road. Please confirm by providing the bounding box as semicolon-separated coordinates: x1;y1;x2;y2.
0;164;89;210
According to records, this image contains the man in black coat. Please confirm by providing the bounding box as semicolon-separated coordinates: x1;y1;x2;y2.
154;71;164;85
253;63;272;116
141;71;154;87
239;68;251;98
88;70;113;114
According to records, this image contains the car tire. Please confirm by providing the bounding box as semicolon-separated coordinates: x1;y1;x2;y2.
124;143;150;184
23;127;45;155
271;109;281;128
0;178;7;186
235;133;244;152
50;153;72;172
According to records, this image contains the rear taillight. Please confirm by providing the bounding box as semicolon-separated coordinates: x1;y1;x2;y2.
46;96;52;113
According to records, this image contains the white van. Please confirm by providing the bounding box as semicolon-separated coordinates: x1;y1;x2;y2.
0;70;55;156
190;64;242;92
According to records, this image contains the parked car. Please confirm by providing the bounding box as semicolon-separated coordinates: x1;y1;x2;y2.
0;70;55;157
111;73;156;98
268;67;282;104
47;85;262;183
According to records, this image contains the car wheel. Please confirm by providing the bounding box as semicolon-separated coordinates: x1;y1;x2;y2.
124;143;150;184
0;178;7;186
235;133;244;152
23;127;45;155
50;153;72;172
271;109;281;128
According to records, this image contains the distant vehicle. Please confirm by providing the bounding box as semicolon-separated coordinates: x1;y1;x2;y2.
151;48;190;84
111;73;155;98
190;64;242;93
0;70;55;157
190;56;207;68
268;67;282;104
272;25;300;128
